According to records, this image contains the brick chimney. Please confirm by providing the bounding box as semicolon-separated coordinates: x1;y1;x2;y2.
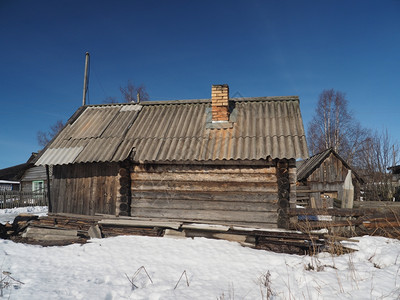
211;84;230;122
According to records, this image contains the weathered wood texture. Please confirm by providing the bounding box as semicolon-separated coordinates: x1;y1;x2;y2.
130;163;291;228
51;163;119;215
298;152;361;206
277;159;290;228
115;162;131;216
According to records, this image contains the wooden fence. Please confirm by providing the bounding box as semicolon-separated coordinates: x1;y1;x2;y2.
289;205;400;238
0;191;48;209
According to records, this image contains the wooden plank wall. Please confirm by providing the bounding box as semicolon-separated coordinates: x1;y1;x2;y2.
51;163;119;215
302;152;361;204
130;163;281;228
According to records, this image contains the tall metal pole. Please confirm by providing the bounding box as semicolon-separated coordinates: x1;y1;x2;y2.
82;52;90;106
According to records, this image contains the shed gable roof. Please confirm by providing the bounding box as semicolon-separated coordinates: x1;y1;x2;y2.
35;96;309;165
297;148;363;183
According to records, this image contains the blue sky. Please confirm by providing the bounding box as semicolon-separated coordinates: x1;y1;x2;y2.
0;0;399;169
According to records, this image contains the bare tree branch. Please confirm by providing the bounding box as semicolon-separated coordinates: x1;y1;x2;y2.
37;120;64;148
307;89;370;164
104;80;149;103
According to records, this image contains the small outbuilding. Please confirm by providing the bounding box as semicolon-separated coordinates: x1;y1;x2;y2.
35;84;309;229
296;148;363;208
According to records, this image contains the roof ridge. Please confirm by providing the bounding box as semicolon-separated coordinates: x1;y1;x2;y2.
140;96;299;106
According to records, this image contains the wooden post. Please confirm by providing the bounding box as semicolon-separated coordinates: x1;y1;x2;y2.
46;165;52;212
82;52;90;106
277;159;290;229
310;196;316;209
342;170;354;209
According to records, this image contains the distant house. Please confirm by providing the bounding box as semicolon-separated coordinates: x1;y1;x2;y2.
0;161;31;183
296;148;363;208
0;180;20;191
35;84;309;229
388;165;400;201
388;165;400;185
0;153;48;202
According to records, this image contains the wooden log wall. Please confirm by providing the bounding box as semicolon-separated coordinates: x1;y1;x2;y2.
115;161;131;216
277;159;297;228
51;163;119;215
130;163;288;229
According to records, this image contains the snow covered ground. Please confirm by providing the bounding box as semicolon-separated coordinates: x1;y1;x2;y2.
0;206;48;225
1;207;400;299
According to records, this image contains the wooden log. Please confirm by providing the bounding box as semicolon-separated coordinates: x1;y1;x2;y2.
132;164;277;174
130;208;277;224
119;175;130;185
131;172;277;183
288;208;366;217
181;224;230;231
292;219;363;229
132;180;278;193
131;190;278;202
132;198;277;212
363;220;400;229
119;168;129;177
98;219;182;230
22;227;79;241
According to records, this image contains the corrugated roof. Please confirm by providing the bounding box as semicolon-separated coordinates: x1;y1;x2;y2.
35;96;309;166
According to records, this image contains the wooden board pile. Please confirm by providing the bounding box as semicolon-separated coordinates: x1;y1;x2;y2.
0;213;334;254
290;207;400;239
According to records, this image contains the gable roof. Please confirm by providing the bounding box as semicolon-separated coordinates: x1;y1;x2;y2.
35;96;309;166
297;148;363;183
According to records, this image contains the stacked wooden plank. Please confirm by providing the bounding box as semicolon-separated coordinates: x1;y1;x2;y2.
6;213;332;254
289;207;400;239
99;219;175;237
29;213;101;231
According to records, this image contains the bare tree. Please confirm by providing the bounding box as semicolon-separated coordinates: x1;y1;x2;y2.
37;120;64;148
307;89;370;164
104;96;119;104
105;80;149;103
357;129;399;201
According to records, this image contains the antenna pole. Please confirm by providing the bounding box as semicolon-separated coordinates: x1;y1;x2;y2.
82;52;90;106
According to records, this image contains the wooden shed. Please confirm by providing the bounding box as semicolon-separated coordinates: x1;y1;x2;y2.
296;148;363;208
35;84;309;229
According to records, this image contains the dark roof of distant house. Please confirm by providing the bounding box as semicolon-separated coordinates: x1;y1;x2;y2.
297;148;363;183
388;165;400;174
0;153;37;181
35;96;309;166
0;163;31;181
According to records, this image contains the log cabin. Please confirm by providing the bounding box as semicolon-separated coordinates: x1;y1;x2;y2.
297;148;363;208
35;84;309;229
